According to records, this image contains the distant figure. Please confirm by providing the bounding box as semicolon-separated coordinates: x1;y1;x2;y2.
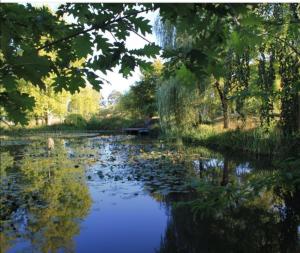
47;137;55;151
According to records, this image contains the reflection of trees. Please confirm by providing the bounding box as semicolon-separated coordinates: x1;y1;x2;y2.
1;139;92;253
275;182;300;253
155;139;299;252
158;169;300;253
0;150;17;253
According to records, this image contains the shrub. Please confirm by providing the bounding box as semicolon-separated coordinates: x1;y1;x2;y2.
86;115;101;130
64;114;87;128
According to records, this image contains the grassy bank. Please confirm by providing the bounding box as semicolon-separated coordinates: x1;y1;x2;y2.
181;125;300;161
0;115;161;137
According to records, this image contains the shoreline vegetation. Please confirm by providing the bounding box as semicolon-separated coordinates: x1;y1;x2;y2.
0;3;299;165
182;125;299;157
1;119;299;168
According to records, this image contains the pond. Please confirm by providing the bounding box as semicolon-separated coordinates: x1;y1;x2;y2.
1;134;299;253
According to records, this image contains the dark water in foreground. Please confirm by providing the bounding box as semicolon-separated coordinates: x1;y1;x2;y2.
1;134;299;253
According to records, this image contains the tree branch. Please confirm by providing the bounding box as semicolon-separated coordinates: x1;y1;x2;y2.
37;8;154;51
214;81;224;101
264;20;300;26
128;27;151;43
274;37;300;56
109;31;117;42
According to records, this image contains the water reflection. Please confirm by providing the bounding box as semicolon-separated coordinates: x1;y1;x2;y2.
158;186;300;253
1;138;92;253
0;135;299;253
153;146;300;253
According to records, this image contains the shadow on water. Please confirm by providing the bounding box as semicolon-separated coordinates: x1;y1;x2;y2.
0;134;299;252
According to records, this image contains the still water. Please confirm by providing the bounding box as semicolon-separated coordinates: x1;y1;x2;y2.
1;134;299;253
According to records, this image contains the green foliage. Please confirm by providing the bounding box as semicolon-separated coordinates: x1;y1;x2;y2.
183;125;286;157
0;91;35;125
64;114;87;128
68;86;100;119
157;66;199;134
0;3;160;124
278;45;300;135
117;59;163;118
19;77;70;122
1;3;299;138
92;116;137;130
258;46;276;127
157;3;300;135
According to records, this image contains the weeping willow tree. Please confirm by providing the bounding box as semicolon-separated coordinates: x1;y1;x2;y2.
154;16;195;51
157;66;200;134
155;17;204;135
154;18;177;50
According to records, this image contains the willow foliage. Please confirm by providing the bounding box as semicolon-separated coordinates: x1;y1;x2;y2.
154;18;176;49
155;16;194;51
157;68;199;134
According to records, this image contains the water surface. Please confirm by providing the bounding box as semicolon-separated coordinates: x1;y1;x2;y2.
1;134;299;253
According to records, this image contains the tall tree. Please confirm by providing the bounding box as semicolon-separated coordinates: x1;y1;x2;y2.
69;86;100;118
156;3;299;133
118;59;163;118
0;3;160;124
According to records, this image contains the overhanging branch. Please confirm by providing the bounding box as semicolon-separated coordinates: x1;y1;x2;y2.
37;8;154;51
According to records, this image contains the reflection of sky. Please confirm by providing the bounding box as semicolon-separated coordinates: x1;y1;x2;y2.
235;163;252;176
193;158;223;173
193;159;253;177
74;137;168;253
75;184;167;253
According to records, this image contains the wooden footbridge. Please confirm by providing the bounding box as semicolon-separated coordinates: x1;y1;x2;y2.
122;127;149;135
122;117;159;135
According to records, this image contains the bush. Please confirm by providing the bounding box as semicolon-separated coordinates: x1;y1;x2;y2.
96;116;137;130
64;114;87;128
85;115;98;130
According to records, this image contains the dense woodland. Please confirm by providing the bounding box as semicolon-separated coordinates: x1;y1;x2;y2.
0;3;299;156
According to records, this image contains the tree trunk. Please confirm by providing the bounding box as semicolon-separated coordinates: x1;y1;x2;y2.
199;160;204;179
215;81;229;129
44;113;49;126
196;81;202;125
221;158;229;186
222;99;229;129
298;92;300;131
198;112;202;125
35;116;39;126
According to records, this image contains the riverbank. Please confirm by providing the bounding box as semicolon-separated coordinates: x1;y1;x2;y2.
1;123;299;167
180;125;300;167
0;120;161;138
